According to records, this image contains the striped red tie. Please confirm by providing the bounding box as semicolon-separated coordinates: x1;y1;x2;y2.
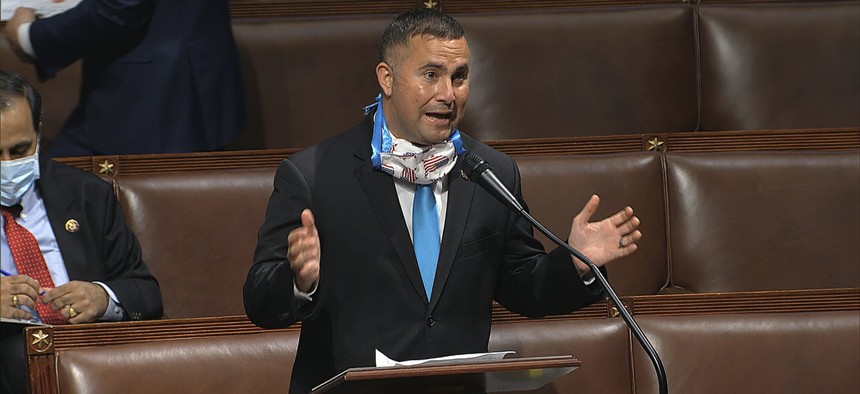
1;207;67;324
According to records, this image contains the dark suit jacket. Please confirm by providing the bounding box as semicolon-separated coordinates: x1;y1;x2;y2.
30;0;244;155
37;158;162;320
244;116;605;393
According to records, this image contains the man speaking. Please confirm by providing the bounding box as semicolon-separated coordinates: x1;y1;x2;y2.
244;8;642;393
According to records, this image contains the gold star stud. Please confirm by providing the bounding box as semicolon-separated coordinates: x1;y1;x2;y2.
98;159;116;175
31;330;51;351
423;0;439;9
646;137;665;152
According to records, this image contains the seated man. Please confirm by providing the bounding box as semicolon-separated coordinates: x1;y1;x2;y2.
0;70;163;394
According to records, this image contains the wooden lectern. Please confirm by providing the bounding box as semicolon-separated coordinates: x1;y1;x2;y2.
312;355;580;393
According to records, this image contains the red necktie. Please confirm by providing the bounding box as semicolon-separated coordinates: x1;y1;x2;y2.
1;207;68;324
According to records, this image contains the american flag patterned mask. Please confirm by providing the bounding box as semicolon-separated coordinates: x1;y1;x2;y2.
365;94;466;184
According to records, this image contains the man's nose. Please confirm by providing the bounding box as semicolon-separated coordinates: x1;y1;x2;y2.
436;79;455;103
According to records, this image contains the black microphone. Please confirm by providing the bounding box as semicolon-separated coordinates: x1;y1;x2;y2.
460;151;668;394
460;152;524;212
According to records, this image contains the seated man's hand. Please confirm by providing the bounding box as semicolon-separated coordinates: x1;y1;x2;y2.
288;209;320;293
567;194;642;273
42;281;109;324
3;7;37;63
0;274;40;320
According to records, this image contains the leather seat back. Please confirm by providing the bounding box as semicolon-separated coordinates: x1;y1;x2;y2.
116;167;277;318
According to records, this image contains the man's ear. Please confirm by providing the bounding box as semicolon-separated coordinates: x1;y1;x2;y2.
376;62;394;97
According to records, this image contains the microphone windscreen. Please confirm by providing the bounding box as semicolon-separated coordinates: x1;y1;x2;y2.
461;152;490;180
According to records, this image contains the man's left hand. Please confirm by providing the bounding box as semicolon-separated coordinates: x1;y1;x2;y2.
3;7;37;63
41;281;110;324
567;194;642;273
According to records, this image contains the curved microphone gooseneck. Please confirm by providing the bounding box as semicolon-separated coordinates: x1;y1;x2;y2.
460;152;668;394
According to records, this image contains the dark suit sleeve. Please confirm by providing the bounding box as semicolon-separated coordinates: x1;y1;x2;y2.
41;159;162;320
28;0;156;79
244;159;316;329
96;179;163;320
493;157;607;318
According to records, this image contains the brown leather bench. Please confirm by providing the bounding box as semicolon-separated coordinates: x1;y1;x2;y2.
93;150;855;321
47;318;634;394
632;311;860;394
665;151;860;293
23;130;858;392
54;329;300;393
2;0;857;150
93;140;857;321
0;1;855;391
516;152;669;296
489;319;633;393
697;1;860;131
116;167;276;318
24;289;859;393
518;150;860;296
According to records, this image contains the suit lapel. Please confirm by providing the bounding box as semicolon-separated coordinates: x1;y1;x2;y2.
38;160;87;280
352;128;431;304
430;158;476;310
351;124;480;307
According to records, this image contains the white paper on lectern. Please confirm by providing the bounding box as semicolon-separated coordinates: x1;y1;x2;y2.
375;349;515;367
2;0;82;21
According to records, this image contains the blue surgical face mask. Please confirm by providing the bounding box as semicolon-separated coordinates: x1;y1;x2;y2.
1;150;40;207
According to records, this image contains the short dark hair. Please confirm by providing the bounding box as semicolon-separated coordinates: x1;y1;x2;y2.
0;70;42;133
379;8;465;65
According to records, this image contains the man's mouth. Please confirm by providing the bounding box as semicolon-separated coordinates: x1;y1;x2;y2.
425;112;453;122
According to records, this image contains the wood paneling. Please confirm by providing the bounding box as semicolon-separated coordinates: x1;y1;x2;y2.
227;0;682;18
55;128;860;176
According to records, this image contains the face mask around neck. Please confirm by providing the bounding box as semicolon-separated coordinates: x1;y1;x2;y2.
1;151;40;207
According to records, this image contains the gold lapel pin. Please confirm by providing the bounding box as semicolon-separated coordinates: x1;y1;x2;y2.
65;219;80;233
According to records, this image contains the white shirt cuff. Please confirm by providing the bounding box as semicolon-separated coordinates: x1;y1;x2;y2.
579;268;596;286
293;280;318;302
17;22;36;58
93;281;126;321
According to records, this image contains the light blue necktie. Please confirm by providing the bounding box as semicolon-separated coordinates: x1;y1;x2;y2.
413;184;440;300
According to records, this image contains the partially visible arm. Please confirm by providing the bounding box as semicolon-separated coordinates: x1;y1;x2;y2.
493;158;609;318
3;7;37;63
93;281;125;320
244;159;317;329
93;179;163;321
26;0;157;79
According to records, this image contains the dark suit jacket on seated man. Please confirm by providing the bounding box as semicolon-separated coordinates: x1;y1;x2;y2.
243;9;642;394
3;0;245;156
0;71;162;394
